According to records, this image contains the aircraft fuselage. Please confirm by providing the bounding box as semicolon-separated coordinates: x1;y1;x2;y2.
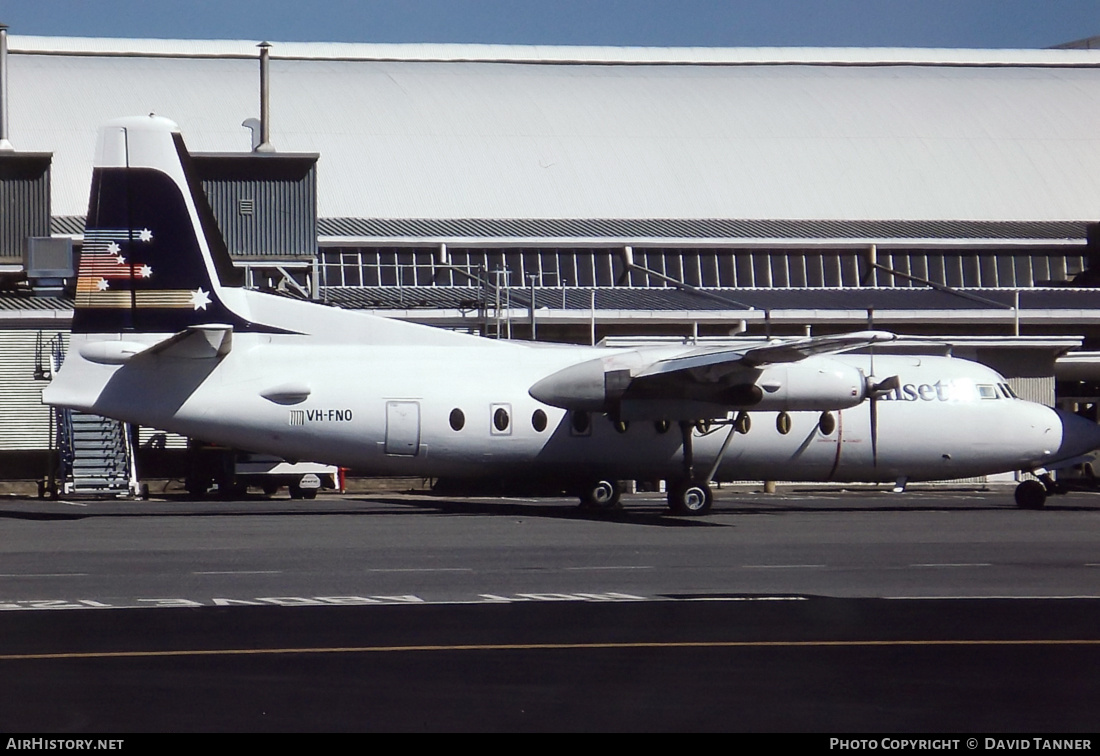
62;332;1067;486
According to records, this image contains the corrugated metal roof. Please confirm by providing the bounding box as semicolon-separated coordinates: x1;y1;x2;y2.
317;218;1086;243
50;216;85;236
53;215;1087;244
321;285;1100;314
0;294;74;312
8;37;1100;227
5;287;1096;317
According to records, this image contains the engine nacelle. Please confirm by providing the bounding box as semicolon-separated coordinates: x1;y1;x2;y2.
527;356;626;412
749;360;866;411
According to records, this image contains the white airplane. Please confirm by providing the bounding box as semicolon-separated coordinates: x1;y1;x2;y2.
42;115;1100;513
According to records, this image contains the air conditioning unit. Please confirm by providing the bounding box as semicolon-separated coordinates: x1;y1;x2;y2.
24;237;74;296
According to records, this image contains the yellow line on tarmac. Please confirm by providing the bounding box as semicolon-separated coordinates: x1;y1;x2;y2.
3;638;1100;661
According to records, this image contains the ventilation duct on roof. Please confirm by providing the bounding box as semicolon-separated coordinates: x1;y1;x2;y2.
1072;222;1100;286
255;41;275;153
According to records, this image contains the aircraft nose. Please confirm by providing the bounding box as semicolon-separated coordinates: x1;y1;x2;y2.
1051;408;1100;462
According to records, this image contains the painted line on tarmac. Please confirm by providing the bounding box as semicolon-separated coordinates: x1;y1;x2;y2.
6;638;1100;662
886;594;1100;600
742;564;826;569
361;568;475;573
0;592;649;611
4;592;1100;612
910;563;993;568
0;573;89;578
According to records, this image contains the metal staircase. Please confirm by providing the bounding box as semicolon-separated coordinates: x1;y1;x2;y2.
37;332;139;498
57;410;138;496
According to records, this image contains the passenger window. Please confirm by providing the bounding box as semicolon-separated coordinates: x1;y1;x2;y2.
531;409;547;432
491;404;511;435
449;408;465;431
571;410;591;436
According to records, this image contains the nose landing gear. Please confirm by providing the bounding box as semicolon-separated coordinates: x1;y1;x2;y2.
1014;479;1046;509
1015;471;1065;509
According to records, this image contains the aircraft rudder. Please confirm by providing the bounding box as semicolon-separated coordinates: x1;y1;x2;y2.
74;115;245;335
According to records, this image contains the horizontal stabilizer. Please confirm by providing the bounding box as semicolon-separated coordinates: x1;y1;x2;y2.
77;340;154;365
138;324;233;360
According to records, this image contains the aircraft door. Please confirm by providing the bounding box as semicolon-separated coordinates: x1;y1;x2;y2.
385;401;421;456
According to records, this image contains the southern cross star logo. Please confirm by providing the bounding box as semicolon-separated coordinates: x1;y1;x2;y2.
138;228;153;243
190;288;211;311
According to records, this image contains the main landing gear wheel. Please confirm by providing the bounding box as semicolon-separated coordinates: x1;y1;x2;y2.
288;482;318;500
1014;479;1047;509
667;479;713;515
579;479;622;510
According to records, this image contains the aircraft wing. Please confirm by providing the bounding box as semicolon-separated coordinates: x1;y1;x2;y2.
529;329;895;419
636;330;896;378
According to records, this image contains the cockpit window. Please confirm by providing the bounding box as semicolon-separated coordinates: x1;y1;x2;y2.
977;384;999;400
1000;383;1018;399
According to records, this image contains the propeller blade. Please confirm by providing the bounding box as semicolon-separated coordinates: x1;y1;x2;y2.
864;306;888;469
867;307;875;378
870;391;879;467
864;374;898;468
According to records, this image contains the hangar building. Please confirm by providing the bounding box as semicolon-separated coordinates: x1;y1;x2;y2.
2;34;1100;490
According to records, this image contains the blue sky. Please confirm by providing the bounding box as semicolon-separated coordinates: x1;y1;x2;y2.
0;0;1097;48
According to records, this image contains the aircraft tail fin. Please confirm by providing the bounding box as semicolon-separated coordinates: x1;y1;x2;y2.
74;115;246;335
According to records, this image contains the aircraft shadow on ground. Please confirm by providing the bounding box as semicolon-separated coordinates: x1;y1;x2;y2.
361;495;728;527
0;493;723;527
3;490;1099;523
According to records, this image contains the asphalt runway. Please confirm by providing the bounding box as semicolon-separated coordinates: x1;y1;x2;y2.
2;487;1100;732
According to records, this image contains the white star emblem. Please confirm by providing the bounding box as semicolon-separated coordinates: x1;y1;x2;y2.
139;264;153;279
107;241;121;254
96;278;109;291
138;228;153;243
190;288;211;311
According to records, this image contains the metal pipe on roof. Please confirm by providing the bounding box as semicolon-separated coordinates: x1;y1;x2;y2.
0;24;13;151
529;274;537;341
589;288;596;346
255;41;274;153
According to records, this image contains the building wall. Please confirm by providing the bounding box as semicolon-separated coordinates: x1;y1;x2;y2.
0;328;65;451
0;154;51;262
196;154;318;260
